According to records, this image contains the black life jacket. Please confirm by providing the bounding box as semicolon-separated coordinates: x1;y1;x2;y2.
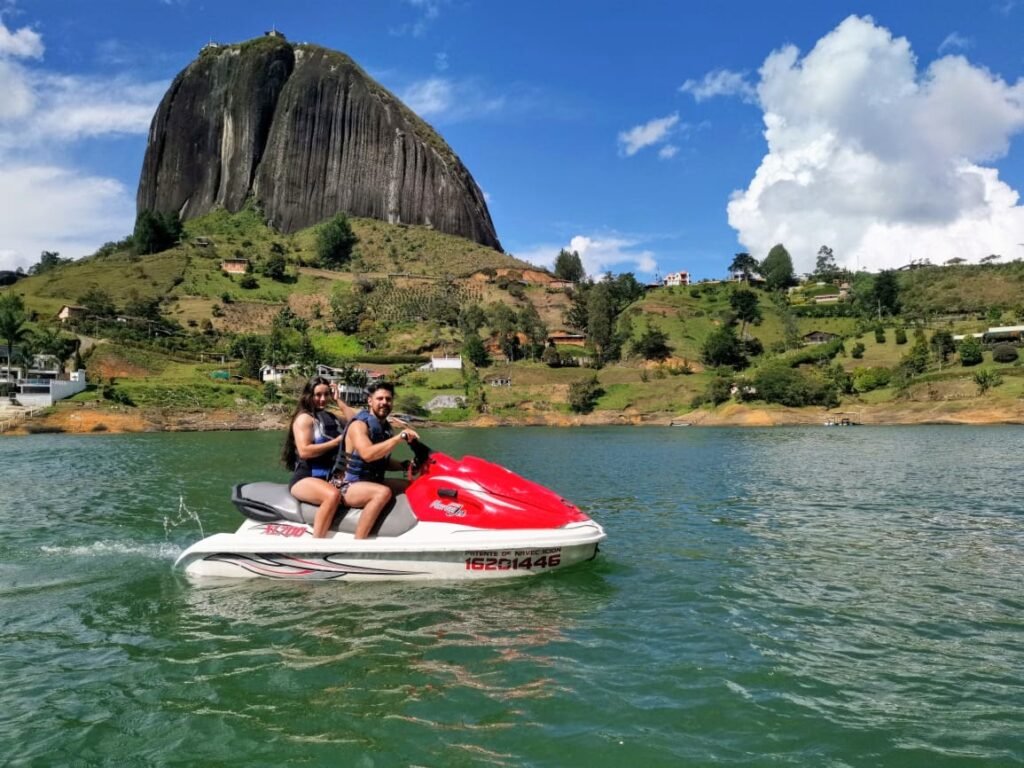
339;410;393;483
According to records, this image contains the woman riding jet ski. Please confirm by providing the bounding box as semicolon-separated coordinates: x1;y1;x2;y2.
174;382;606;581
174;435;606;581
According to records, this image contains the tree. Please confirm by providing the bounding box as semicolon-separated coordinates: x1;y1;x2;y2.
263;251;288;281
0;293;29;390
553;249;585;282
701;326;747;369
568;375;603;413
31;324;77;371
630;323;673;361
78;287;116;319
958;335;983;366
28;251;71;276
133;210;182;254
761;244;796;291
729;288;762;341
461;332;489;367
586;282;617;361
729;252;759;281
929;330;956;367
872;270;901;317
814;245;840;281
564;288;590;331
330;286;366;334
296;331;318;375
517;303;548;359
316;213;358;268
458;303;487;335
609;272;645;308
230;334;266;379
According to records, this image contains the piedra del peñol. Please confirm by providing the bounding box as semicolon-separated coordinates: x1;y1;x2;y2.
137;32;501;250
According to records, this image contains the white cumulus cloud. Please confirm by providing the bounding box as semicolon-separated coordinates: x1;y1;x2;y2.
400;76;506;121
0;18;42;58
727;15;1024;273
679;68;756;103
618;113;679;156
516;235;657;278
0;18;165;271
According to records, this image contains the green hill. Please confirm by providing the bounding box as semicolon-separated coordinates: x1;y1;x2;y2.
7;215;1024;427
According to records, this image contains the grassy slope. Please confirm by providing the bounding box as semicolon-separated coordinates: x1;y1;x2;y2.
8;207;1024;420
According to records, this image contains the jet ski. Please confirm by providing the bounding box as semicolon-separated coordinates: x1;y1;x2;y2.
174;441;605;581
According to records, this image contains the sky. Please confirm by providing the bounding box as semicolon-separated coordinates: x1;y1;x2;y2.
2;0;1024;281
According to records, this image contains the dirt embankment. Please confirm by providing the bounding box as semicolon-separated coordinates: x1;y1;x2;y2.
8;398;1024;436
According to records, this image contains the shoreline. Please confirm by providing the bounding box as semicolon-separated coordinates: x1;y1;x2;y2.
5;398;1024;436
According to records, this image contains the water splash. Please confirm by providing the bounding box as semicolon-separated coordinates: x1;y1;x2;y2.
163;495;206;540
40;541;183;559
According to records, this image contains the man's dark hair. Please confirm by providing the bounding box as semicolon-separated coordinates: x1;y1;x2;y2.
367;381;395;397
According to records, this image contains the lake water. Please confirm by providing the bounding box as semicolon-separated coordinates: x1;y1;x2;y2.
1;426;1021;766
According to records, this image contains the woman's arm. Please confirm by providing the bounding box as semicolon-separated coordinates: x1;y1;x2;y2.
328;382;360;422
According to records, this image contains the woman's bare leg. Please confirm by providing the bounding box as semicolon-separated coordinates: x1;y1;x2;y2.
291;477;343;538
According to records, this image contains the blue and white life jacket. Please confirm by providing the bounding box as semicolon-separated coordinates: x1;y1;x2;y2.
296;410;344;480
339;410;393;483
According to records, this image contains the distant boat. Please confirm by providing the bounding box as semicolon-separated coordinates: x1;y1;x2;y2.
669;421;691;427
824;416;855;426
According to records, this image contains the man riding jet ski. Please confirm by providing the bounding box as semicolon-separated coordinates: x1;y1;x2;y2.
175;401;605;581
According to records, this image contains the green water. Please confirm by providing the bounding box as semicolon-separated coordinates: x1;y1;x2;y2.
0;427;1021;766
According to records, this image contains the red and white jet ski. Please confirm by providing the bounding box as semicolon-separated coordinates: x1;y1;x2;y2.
174;443;605;581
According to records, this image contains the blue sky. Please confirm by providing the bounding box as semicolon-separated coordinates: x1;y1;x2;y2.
2;0;1023;280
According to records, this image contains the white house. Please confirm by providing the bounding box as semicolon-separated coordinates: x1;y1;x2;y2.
419;355;463;372
663;271;690;287
1;346;86;406
259;364;297;383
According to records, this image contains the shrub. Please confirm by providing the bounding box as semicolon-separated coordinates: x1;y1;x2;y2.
852;366;892;393
874;326;886;343
692;374;733;407
568;375;603;413
992;343;1018;363
973;368;1002;394
316;213;358;268
851;342;865;359
959;336;983;366
895;328;907;344
239;275;259;289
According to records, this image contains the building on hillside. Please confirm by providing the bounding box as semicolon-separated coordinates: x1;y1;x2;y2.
663;271;690;287
56;305;86;323
419;355;462;372
802;331;840;345
547;279;575;290
485;375;512;387
546;331;587;347
0;346;86;406
259;363;296;383
221;258;250;274
982;325;1024;344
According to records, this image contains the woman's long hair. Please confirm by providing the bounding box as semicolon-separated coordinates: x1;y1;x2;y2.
281;376;332;470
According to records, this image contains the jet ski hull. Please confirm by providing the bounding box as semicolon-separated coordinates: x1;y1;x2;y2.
175;518;605;581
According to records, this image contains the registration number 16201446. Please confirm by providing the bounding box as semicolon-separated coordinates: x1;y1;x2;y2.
464;550;562;571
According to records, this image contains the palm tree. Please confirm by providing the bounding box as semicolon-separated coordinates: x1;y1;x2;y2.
0;294;29;393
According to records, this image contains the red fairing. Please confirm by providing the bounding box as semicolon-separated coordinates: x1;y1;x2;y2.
406;452;589;529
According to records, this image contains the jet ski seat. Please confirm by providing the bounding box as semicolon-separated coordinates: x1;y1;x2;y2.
231;482;418;537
